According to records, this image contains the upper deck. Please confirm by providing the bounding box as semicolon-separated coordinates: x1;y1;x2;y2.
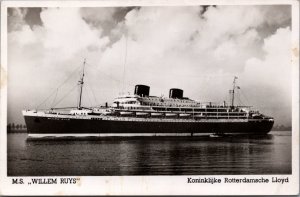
112;93;250;110
106;92;271;120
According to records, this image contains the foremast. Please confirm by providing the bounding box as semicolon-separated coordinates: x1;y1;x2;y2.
78;59;86;109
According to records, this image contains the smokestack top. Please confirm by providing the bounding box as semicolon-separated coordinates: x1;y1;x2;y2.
169;88;184;99
134;85;150;97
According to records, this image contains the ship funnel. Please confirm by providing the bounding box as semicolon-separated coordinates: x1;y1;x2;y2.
134;85;150;97
169;88;183;99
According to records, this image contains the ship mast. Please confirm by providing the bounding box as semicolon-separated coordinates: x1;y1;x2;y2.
78;59;86;109
230;76;238;107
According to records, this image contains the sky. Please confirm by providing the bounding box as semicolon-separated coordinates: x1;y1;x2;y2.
7;5;292;126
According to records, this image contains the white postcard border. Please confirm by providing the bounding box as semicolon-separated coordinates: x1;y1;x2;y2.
0;0;299;195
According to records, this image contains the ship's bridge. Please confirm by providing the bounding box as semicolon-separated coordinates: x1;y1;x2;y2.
112;94;142;108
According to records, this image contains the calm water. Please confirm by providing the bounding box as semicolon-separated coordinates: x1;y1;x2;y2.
7;131;291;176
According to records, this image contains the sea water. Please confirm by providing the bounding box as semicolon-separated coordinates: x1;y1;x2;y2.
7;131;291;176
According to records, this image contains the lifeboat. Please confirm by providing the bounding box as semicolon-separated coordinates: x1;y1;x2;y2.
252;114;263;119
179;113;191;117
136;112;148;116
103;111;113;115
165;113;177;117
209;133;226;138
120;111;133;115
151;112;163;116
102;109;114;115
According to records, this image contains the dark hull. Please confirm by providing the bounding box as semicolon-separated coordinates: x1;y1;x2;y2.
24;115;274;135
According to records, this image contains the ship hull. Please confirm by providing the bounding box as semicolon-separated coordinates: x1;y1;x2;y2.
24;114;274;137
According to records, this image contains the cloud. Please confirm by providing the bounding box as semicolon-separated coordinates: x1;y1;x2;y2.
260;5;291;27
243;27;291;125
7;5;292;126
8;7;111;123
81;7;136;44
8;8;28;32
40;8;109;58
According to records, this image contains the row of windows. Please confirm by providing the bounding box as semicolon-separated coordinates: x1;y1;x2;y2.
143;98;192;103
115;106;150;110
115;101;138;104
114;103;247;113
112;113;248;119
114;108;246;116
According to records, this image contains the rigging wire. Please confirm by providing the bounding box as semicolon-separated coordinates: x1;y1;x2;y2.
86;61;235;93
239;89;250;106
84;65;100;105
236;91;243;106
85;82;94;107
50;88;59;108
125;65;235;79
85;62;136;87
36;57;251;110
52;84;78;108
86;79;98;105
188;76;236;104
76;85;79;109
36;64;82;109
122;34;128;93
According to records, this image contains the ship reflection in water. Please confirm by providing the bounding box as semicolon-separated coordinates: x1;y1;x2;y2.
8;131;291;176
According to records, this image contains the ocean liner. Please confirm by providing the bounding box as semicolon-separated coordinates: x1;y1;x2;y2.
22;61;274;138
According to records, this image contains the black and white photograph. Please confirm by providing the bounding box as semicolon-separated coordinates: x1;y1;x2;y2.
1;0;299;195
